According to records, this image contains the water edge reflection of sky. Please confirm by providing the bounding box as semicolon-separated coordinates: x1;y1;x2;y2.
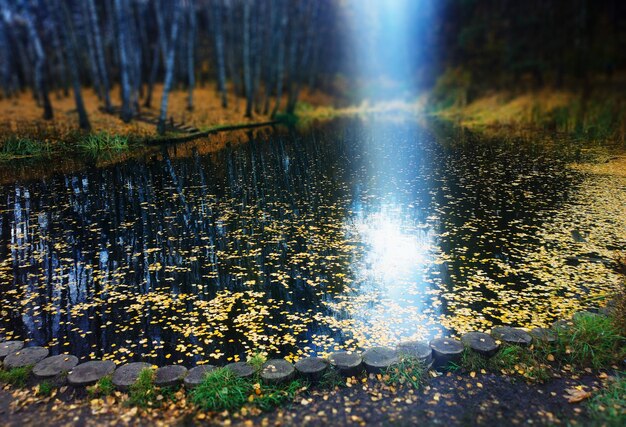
0;118;622;365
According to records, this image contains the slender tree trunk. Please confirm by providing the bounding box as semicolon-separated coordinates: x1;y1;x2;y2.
21;1;53;119
0;20;10;97
114;0;132;122
86;0;111;110
144;43;160;108
243;0;253;118
225;0;240;106
186;0;196;111
49;18;69;97
58;0;90;130
262;0;277;114
134;1;150;98
157;0;182;135
147;0;169;109
288;0;317;114
271;0;288;117
127;1;142;114
81;1;102;99
154;0;169;59
13;37;34;94
285;1;304;114
210;1;228;108
252;1;263;113
307;3;322;91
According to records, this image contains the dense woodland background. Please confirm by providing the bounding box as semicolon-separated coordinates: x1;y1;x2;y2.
0;0;625;134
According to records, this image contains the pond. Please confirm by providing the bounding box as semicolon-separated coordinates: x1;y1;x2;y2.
0;117;623;366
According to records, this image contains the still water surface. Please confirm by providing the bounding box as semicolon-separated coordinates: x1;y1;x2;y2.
0;118;621;365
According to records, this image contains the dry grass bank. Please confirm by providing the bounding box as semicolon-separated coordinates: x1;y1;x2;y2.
432;88;626;144
0;83;333;143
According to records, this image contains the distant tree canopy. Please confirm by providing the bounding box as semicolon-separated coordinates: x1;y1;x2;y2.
437;0;626;90
337;0;626;93
0;0;330;133
0;0;624;131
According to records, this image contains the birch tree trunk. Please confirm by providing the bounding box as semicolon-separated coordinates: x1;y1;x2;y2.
271;0;288;117
157;0;182;135
186;0;196;111
243;0;253;118
288;0;317;114
210;0;228;108
20;0;54;119
114;0;132;122
58;0;90;130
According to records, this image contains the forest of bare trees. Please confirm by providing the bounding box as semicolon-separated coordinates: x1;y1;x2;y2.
1;0;625;136
0;0;329;134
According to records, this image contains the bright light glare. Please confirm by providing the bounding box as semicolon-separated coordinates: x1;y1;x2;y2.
345;0;414;99
354;204;433;293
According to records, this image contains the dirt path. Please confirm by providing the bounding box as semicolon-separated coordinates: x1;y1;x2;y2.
0;371;606;427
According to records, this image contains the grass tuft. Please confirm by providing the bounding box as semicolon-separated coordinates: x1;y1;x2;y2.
587;373;626;426
253;379;305;412
0;136;52;160
189;367;251;412
87;375;115;397
318;367;345;390
0;366;32;386
77;133;130;152
273;112;299;127
554;313;625;369
36;380;54;397
247;352;267;372
384;356;426;389
455;345;551;383
459;349;489;372
612;293;626;338
489;345;552;383
127;368;158;408
189;365;307;413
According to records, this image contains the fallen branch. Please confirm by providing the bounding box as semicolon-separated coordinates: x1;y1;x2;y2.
144;121;280;145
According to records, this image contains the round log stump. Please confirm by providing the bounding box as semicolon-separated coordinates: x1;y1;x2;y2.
491;326;532;346
4;346;49;369
33;354;79;379
184;365;216;389
154;365;187;387
529;327;557;343
294;357;329;382
461;332;499;357
552;319;574;330
112;362;153;391
0;341;24;360
261;359;295;384
68;360;116;387
225;362;256;379
429;338;464;365
362;347;399;374
396;341;433;367
328;351;363;377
